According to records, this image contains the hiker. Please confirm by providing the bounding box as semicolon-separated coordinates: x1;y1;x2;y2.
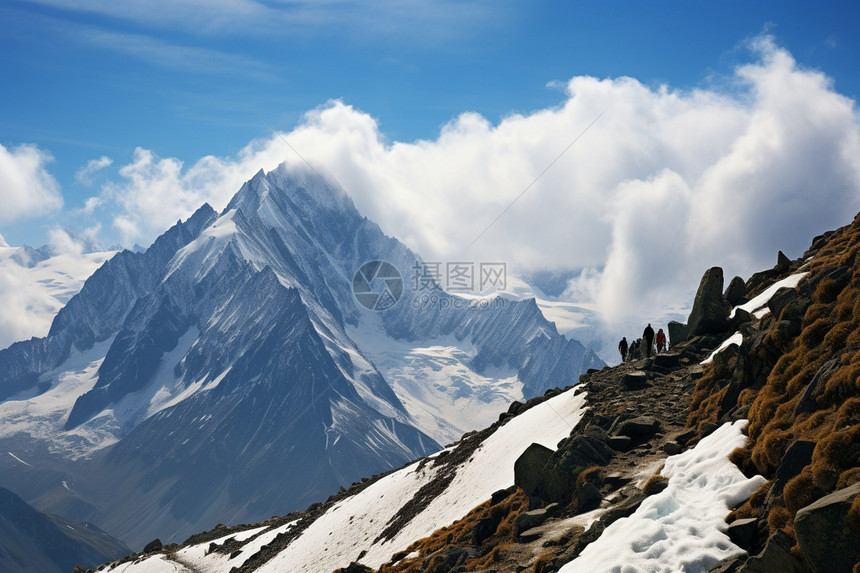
618;337;628;362
656;328;667;354
643;323;655;357
629;338;641;361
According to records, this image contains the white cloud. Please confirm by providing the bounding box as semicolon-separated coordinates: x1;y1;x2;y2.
99;36;860;354
0;143;63;224
0;247;114;349
75;155;113;185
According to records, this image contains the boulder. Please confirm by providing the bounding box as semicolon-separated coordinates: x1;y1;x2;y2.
775;440;816;483
700;422;718;437
515;508;551;535
708;557;745;573
507;400;525;415
776;250;791;272
537;427;615;503
794;482;860;573
490;488;513;506
795;358;841;415
727;517;758;549
725;276;747;306
143;538;163;553
767;287;800;320
336;563;374;573
616;416;661;437
668;320;689;346
608;435;632;451
740;530;805;573
653;352;681;368
622;371;649;390
662;441;682;455
687;267;732;337
730;308;753;330
576;482;602;512
514;443;554;499
472;516;500;545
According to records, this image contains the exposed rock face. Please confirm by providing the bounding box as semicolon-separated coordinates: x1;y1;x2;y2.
775;441;816;484
686;267;732;338
739;530;805;573
727;517;758;549
725;276;747;306
794;482;860;573
513;443;555;502
667;320;688;347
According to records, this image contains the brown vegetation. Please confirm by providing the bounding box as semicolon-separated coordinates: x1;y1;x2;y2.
692;214;860;554
376;489;529;573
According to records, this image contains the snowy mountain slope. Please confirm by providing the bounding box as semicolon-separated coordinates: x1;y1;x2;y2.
0;163;602;550
100;388;587;573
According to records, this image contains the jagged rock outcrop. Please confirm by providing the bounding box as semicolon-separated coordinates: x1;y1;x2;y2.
794;482;860;573
681;266;732;341
725;275;748;306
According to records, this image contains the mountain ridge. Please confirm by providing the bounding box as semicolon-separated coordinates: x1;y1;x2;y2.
92;210;860;573
0;162;603;550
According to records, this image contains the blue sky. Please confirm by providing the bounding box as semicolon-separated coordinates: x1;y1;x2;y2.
1;0;858;248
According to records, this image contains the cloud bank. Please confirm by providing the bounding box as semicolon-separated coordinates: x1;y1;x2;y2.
3;36;860;355
0;143;63;224
96;38;860;328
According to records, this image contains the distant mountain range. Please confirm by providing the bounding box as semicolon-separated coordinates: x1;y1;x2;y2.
0;163;603;550
0;486;129;573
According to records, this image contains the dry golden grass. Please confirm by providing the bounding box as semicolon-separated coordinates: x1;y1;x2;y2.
727;480;771;522
376;489;529;573
695;215;860;550
532;552;553;573
641;474;670;496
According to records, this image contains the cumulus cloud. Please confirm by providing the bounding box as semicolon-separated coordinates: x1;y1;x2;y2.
75;155;113;185
0;143;63;224
99;35;860;355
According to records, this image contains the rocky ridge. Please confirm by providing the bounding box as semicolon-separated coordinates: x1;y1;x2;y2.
91;214;860;572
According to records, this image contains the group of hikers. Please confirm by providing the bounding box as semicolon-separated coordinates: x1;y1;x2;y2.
617;323;667;362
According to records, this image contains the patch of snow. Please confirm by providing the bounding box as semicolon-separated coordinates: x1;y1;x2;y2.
348;315;524;445
7;452;31;466
257;389;586;573
701;332;744;365
560;419;767;573
730;272;809;319
0;337;113;458
106;554;192;572
165;209;241;282
171;525;270;573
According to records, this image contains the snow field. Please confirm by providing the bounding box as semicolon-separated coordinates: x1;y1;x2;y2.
701;332;743;365
730;272;808;319
258;389;587;572
560;420;767;573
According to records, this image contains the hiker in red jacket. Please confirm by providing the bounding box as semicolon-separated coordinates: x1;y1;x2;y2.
656;328;667;354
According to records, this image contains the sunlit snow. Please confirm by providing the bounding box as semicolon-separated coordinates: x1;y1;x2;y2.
560;420;766;573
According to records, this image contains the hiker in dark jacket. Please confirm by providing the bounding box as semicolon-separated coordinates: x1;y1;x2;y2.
643;323;655;357
618;337;628;362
